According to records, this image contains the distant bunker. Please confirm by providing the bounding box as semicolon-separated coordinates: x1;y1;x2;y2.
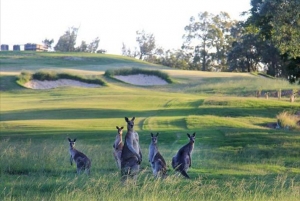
24;74;168;89
114;74;168;86
24;79;100;89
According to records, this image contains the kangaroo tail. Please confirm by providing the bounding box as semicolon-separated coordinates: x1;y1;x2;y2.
180;170;190;179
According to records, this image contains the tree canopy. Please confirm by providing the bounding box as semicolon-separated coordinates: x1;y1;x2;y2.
246;0;300;84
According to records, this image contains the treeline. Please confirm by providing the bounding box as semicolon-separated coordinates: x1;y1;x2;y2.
122;0;300;85
42;27;106;54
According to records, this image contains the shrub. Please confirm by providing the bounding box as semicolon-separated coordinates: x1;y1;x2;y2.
276;111;300;130
18;70;106;86
104;67;173;83
18;71;33;84
32;70;58;81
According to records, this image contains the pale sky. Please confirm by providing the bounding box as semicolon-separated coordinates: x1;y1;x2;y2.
0;0;251;54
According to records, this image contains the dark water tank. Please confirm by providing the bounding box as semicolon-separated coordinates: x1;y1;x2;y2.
1;44;9;51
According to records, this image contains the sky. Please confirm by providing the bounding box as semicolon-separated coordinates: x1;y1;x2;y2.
0;0;251;55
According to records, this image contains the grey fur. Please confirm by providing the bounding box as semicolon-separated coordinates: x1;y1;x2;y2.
148;133;167;177
121;117;142;181
172;133;195;178
68;138;91;175
113;126;124;169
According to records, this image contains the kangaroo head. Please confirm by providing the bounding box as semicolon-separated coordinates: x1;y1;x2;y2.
116;126;124;135
68;138;76;148
125;117;135;130
151;133;159;144
187;133;196;143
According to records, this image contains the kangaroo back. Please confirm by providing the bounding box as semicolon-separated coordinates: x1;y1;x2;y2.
68;138;91;175
149;133;167;177
121;117;142;181
153;152;167;177
172;133;195;178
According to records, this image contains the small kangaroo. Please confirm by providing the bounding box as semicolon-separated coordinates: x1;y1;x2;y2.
148;133;167;177
113;126;124;169
121;117;142;180
172;133;195;179
68;138;91;175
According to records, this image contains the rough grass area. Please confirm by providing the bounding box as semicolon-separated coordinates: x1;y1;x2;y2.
1;52;300;201
277;111;300;130
17;70;107;86
104;67;173;83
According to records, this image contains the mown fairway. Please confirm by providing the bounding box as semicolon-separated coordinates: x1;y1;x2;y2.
0;52;300;201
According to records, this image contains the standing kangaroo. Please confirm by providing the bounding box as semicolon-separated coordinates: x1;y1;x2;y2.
113;126;124;169
148;133;167;177
121;117;142;181
172;133;195;179
68;138;91;175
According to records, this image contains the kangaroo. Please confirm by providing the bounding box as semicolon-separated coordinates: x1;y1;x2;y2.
113;126;124;169
68;138;91;175
148;133;167;177
121;117;142;181
172;133;195;179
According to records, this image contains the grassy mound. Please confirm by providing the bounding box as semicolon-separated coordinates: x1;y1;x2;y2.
104;67;173;84
17;70;107;86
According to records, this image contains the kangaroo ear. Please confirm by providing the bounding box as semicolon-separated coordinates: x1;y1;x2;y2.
73;138;76;142
156;133;159;137
132;117;135;121
151;133;154;137
125;117;129;122
193;132;196;136
116;126;119;129
68;138;71;142
120;126;124;129
187;133;191;138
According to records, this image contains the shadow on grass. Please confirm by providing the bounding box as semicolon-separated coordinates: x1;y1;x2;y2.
0;107;289;122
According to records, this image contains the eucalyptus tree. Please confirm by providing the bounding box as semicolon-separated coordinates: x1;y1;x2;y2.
54;27;79;52
76;41;88;52
182;12;213;71
87;37;100;53
136;30;156;60
183;12;236;71
42;38;54;50
161;49;191;70
210;12;237;71
228;33;262;72
247;0;300;83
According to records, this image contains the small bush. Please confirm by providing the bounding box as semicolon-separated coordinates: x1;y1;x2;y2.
32;70;59;81
18;71;33;84
18;70;106;86
277;111;300;130
104;67;173;83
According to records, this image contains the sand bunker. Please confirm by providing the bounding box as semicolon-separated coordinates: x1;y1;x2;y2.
23;74;168;89
24;79;100;89
114;74;168;86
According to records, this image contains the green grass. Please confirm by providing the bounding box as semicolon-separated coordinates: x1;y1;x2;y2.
0;51;300;200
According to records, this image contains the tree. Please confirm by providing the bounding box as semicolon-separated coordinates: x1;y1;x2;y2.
76;41;88;52
183;12;213;71
42;38;54;50
136;30;156;60
227;33;262;72
54;27;79;52
210;12;236;71
121;42;139;58
87;37;100;53
182;12;236;71
247;0;300;84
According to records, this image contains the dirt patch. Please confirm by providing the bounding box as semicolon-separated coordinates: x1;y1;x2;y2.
24;79;100;89
114;74;168;86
